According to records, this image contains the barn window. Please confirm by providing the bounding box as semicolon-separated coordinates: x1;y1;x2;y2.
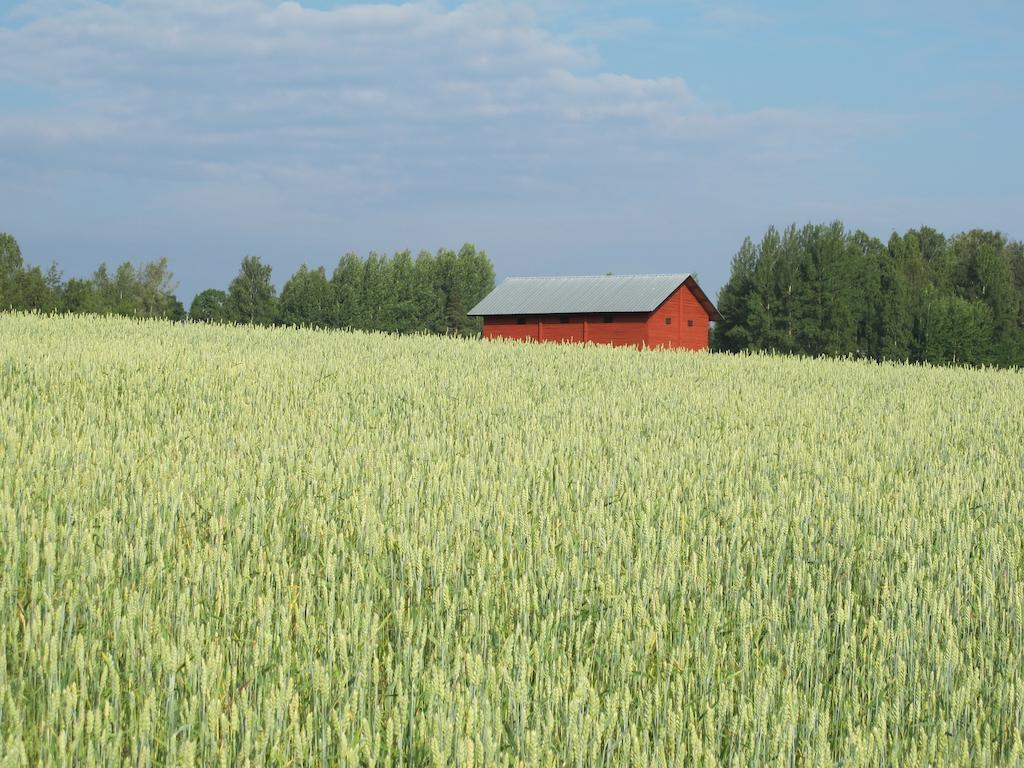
559;315;570;324
602;315;614;323
688;319;694;327
665;317;672;325
516;317;526;325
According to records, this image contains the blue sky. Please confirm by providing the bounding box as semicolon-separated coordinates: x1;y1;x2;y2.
1;0;1021;303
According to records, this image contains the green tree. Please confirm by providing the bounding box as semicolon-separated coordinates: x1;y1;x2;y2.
412;250;444;334
748;225;804;353
433;248;461;334
76;259;182;318
136;258;181;318
948;230;1019;366
61;279;103;314
11;267;60;312
0;234;64;312
189;289;229;323
0;233;25;309
711;237;757;352
361;253;389;331
741;227;779;352
457;243;495;336
716;223;1024;368
111;262;141;314
45;264;63;296
817;222;862;356
279;266;332;328
226;256;277;325
919;291;994;366
330;253;364;329
0;233;21;274
1009;240;1024;362
388;250;418;333
432;244;493;336
87;264;114;314
872;233;913;361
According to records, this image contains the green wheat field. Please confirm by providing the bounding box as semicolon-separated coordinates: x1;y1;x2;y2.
2;313;1024;766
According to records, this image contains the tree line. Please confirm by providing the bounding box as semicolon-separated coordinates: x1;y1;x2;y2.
1;233;187;319
713;223;1024;368
0;233;495;336
9;223;1024;367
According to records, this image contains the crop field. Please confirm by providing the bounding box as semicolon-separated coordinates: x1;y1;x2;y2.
2;313;1024;766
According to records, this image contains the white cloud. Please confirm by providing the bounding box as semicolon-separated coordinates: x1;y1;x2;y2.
0;0;855;188
0;0;895;298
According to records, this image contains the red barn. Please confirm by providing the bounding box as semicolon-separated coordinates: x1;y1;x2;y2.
468;273;722;350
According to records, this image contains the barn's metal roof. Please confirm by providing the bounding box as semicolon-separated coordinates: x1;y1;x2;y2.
468;273;722;320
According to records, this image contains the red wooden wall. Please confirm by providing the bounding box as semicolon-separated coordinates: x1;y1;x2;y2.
482;317;540;342
482;314;647;346
481;283;711;350
646;282;710;350
582;314;648;347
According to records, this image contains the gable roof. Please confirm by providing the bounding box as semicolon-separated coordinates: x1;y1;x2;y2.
468;273;723;320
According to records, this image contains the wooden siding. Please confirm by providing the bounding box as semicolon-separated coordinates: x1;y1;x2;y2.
582;314;648;347
483;314;648;347
646;281;710;350
539;317;585;344
482;317;539;342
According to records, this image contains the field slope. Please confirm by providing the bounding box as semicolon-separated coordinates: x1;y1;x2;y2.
2;313;1024;766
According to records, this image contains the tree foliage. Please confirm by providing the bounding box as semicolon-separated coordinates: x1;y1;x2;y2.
713;222;1024;368
203;245;494;335
0;232;495;337
0;232;25;309
279;266;332;328
0;232;185;318
226;256;277;326
189;289;229;323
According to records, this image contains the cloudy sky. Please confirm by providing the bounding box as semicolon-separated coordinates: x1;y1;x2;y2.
1;0;1021;303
